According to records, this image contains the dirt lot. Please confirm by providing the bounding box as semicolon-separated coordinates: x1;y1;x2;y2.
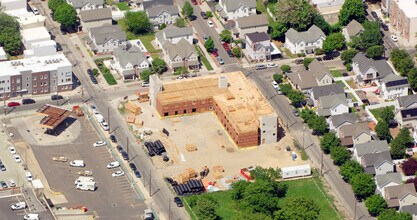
120;100;308;183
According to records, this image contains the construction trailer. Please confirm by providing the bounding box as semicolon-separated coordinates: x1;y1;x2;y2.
281;164;311;179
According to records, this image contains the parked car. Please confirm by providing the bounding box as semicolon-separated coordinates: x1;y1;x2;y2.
8;146;16;155
0;181;7;189
93;141;106;147
381;23;389;31
32;7;39;15
51;95;64;100
112;170;125;177
11;202;26;210
295;59;303;65
200;12;208;19
207;20;214;28
7;102;20;107
110;135;117;143
13;155;21;163
323;54;334;60
222;42;230;51
174;197;183;207
203;36;209;42
56;43;62;51
121;151;129;161
267;63;278;68
226;50;234;57
90;76;98;84
8;179;16;187
100;121;110;131
391;35;398;42
87;69;93;76
293;109;300;117
134;170;141;178
371;11;378;19
212;48;219;57
117;145;124;153
129;162;137;171
271;81;279;89
0;163;5;171
22;98;35;105
107;161;120;169
217;57;224;65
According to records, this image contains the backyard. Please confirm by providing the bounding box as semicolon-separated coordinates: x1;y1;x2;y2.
183;174;341;220
370;105;395;121
116;2;130;11
117;19;160;54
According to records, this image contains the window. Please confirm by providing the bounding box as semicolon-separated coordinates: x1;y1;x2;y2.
175;111;178;115
164;112;169;116
40;75;43;79
192;108;196;113
33;76;37;80
183;110;186;114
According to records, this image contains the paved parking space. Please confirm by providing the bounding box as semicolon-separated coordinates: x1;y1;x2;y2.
0;195;53;220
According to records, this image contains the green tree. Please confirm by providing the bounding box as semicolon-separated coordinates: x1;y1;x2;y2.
381;106;395;123
273;74;283;83
391;127;413;159
194;196;219;220
340;160;363;182
182;1;194;18
231;180;251;201
375;121;392;142
351;173;376;200
288;90;305;106
350;21;382;50
206;11;213;18
92;68;99;76
378;209;412;220
365;195;387;217
320;132;340;154
54;3;77;28
338;0;365;26
231;212;273;220
269;21;288;39
0;21;21;55
274;0;317;31
151;58;167;74
220;30;232;43
330;146;351;166
309;116;328;134
366;45;384;59
274;197;320;220
249;166;282;181
174;17;186;27
313;13;332;35
204;38;214;52
300;109;316;122
159;23;167;30
408;67;417;91
280;65;291;73
140;69;153;81
341;49;359;64
125;11;152;35
48;0;66;12
174;66;188;76
323;32;345;53
232;47;242;58
303;58;314;69
279;83;293;95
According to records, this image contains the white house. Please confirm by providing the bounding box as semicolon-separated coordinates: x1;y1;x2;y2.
284;25;326;54
353;140;390;162
162;39;199;70
310;83;345;107
245;32;271;61
87;25;127;54
380;74;409;100
21;26;51;50
360;151;394;175
317;93;349;117
0;47;7;61
233;14;268;38
18;15;46;30
79;7;112;32
217;0;256;20
286;59;333;92
24;40;57;58
146;4;179;29
375;173;402;198
395;94;417;128
66;0;105;13
111;46;150;80
281;164;311;179
351;53;394;84
155;26;193;47
342;19;364;42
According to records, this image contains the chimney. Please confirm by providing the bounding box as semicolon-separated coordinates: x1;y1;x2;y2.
218;76;228;89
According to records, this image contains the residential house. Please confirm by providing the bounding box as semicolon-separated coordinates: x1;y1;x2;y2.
352;52;394;84
111;46;150;80
328;113;358;136
217;0;256;20
79;7;112;32
18;15;46;29
87;25;127;54
375;173;402;198
24;40;57;58
310;83;345;107
162;39;199;70
21;26;51;50
395;94;417;128
385;183;417;208
311;0;344;21
353;140;390;161
286;59;333;92
400;204;417;219
155;26;193;47
0;0;33;17
0;47;7;61
317;94;349;117
339;122;371;146
380;74;409;100
66;0;104;13
284;25;326;54
361;151;394;175
385;0;417;42
245;32;271;61
233;14;268;38
342;20;364;42
145;0;178;29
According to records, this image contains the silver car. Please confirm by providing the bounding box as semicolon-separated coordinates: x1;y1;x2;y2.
217;57;224;65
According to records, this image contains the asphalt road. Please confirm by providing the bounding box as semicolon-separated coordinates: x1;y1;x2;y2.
248;68;372;220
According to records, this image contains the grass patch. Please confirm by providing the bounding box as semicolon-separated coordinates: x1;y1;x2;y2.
282;48;296;58
116;2;130;11
194;45;213;71
330;70;342;77
183;176;340;220
117;19;160;53
94;58;118;85
370;106;395;121
345;79;357;89
256;0;267;14
348;93;358;102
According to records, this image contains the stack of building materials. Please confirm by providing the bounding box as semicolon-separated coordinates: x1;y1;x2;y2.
186;144;197;152
136;91;149;103
176;168;197;184
125;101;141;115
172;179;205;196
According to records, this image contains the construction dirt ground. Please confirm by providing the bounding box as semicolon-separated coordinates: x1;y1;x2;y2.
119;100;309;185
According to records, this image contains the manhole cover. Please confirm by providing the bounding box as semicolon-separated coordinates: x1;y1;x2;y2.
111;203;118;207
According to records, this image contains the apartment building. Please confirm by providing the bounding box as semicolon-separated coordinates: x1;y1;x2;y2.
387;0;417;42
0;54;72;100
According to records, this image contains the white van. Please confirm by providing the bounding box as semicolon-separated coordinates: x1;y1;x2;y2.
255;64;267;70
76;182;96;191
95;114;104;123
25;172;33;182
24;213;39;220
11;201;26;210
32;7;39;15
74;176;94;185
70;160;85;167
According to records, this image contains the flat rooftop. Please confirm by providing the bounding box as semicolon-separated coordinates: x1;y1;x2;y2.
21;26;50;42
157;71;275;133
397;0;417;19
36;104;72;129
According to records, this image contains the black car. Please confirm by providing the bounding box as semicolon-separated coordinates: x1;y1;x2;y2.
0;164;6;171
121;151;129;161
87;69;93;76
200;12;208;19
117;145;124;153
371;11;378;19
134;170;141;178
295;59;303;65
293;109;300;117
129;162;137;171
110;135;117;143
56;43;63;51
22;98;35;105
323;55;334;60
226;50;234;57
0;181;7;189
174;197;183;207
381;23;389;31
51;95;64;100
316;57;322;61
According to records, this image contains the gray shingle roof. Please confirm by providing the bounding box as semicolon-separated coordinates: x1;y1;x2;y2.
113;46;148;70
352;53;394;79
354;140;389;158
285;25;326;44
375;173;402;188
308;59;331;81
222;0;256;12
340;122;370;140
147;5;178;18
143;0;174;10
80;7;112;22
236;14;268;29
362;151;393;175
311;84;345;100
246;32;270;43
317;94;348;116
400;204;417;216
345;19;364;37
330;113;358;128
286;59;332;90
386;183;417;208
67;0;104;8
398;94;417;109
90;25;127;45
162;26;193;39
164;39;197;61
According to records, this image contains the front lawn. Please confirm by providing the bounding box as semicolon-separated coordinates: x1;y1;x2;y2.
116;2;130;11
348;93;358;102
330;70;343;77
95;58;118;85
370;106;395;121
194;45;213;71
117;19;161;54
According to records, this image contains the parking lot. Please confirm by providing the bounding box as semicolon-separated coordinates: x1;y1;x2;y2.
0;195;53;220
7;113;146;219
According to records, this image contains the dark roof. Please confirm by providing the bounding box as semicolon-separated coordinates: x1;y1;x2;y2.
401;108;417;120
352;53;394;79
397;94;417;109
330;113;358;128
143;0;174;10
354;140;389;157
311;83;344;100
236;14;268;29
382;74;409;87
362;151;393;175
67;0;104;8
246;32;270;43
80;8;112;22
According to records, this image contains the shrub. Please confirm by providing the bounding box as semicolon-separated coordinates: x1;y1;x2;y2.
402;158;417;176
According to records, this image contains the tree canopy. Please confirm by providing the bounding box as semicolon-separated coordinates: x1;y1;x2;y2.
408;67;417;91
125;11;152;35
48;0;66;12
350;21;382;50
330;146;351;166
151;58;167;74
274;197;320;220
193;196;219;220
273;0;317;31
220;30;232;43
351;173;376;200
320;132;340;154
340;160;363;182
338;0;365;26
380;106;395;123
390;49;415;76
365;195;387;217
174;17;186;28
375;121;392;142
204;38;214;52
55;3;77;28
249;166;282;181
323;33;345;53
280;65;291;73
402;158;417;176
366;45;384;59
140;69;153;81
182;1;194;18
341;49;359;64
391;127;413;159
0;12;21;55
378;209;412;220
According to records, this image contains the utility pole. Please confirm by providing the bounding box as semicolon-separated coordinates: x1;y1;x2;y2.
168;198;171;220
320;150;324;176
354;199;357;220
107;107;110;133
302;125;305;150
126;137;129;157
81;84;84;103
149;169;152;197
